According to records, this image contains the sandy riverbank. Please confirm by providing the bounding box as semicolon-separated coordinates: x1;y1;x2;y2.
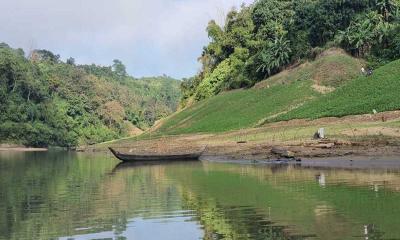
84;133;400;162
0;144;48;152
83;111;400;161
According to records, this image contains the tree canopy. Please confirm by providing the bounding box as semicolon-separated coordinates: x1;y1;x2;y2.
0;44;181;147
180;0;400;106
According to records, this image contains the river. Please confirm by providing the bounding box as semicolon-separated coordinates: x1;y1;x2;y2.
1;151;400;240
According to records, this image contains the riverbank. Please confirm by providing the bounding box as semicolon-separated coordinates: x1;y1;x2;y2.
87;135;400;161
84;111;400;161
0;144;48;152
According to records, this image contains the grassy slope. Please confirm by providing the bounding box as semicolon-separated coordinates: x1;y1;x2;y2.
273;59;400;121
255;49;363;88
154;50;363;135
157;81;316;134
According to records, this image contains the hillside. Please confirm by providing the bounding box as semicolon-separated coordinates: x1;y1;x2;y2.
154;50;363;135
273;58;400;121
164;0;400;138
254;49;363;91
180;0;400;107
0;43;180;147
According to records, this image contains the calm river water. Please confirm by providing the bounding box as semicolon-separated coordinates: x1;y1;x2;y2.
1;151;400;240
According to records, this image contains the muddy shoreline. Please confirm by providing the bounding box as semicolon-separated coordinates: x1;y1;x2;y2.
0;148;48;152
0;144;48;152
202;155;400;170
86;134;400;167
83;110;400;166
202;142;400;161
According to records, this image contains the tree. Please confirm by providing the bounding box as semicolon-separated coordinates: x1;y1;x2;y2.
200;5;254;77
376;0;399;21
256;36;292;76
100;101;126;127
0;42;10;49
0;42;181;147
337;11;387;57
31;49;60;63
66;57;75;65
253;0;293;41
112;59;127;78
292;0;372;47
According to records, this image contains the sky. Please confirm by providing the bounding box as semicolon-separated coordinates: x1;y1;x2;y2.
0;0;254;79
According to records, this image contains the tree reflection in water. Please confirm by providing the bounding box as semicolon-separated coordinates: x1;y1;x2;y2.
1;152;400;240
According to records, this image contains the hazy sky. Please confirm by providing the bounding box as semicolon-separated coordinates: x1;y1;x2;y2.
0;0;254;79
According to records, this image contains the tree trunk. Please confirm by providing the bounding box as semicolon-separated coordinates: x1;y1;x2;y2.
11;80;17;92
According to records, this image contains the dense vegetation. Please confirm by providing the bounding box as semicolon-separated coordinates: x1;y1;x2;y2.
180;0;400;107
155;51;362;135
156;49;399;136
0;43;180;147
3;0;400;145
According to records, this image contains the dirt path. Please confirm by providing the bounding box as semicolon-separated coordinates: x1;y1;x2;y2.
260;110;400;128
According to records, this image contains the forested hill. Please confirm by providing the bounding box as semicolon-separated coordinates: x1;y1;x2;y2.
180;0;400;107
0;43;181;147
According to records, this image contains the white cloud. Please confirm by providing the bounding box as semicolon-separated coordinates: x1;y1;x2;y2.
0;0;254;78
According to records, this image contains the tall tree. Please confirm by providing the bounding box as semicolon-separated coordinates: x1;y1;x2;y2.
66;57;75;65
112;59;127;78
31;49;60;63
376;0;399;21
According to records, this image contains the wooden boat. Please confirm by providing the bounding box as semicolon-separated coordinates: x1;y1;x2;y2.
108;147;204;162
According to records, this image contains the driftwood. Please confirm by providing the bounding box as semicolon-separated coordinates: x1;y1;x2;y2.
303;139;336;149
313;143;335;149
271;147;296;159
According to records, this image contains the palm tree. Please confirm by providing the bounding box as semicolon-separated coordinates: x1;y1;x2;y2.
270;36;292;69
338;12;388;57
376;0;398;21
256;51;273;75
256;36;291;76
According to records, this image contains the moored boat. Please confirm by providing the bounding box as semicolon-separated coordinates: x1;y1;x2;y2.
108;147;204;162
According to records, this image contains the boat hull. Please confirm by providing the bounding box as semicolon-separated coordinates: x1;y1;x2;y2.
108;147;202;162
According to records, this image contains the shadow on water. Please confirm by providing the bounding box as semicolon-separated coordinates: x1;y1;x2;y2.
1;151;400;239
111;160;201;172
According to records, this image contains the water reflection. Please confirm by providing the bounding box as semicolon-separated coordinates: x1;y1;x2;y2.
1;152;400;239
59;216;203;240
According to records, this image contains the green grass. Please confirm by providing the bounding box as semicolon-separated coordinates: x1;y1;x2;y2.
154;50;364;136
151;51;400;138
273;59;400;121
156;80;317;135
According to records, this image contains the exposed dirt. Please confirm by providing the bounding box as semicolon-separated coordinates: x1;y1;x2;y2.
86;110;400;161
199;140;400;161
255;102;308;126
0;146;48;152
342;127;400;137
316;48;348;58
124;121;144;136
254;48;364;91
311;84;335;94
89;133;400;162
262;110;400;128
